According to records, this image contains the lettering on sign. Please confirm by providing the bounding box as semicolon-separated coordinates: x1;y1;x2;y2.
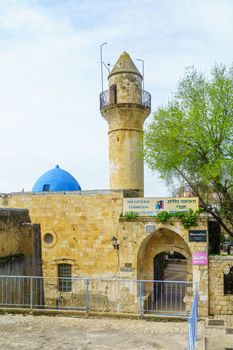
120;263;134;272
189;230;207;242
120;267;135;272
192;252;208;265
208;320;224;326
123;197;199;217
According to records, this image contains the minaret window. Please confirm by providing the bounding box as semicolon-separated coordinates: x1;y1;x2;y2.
110;84;117;104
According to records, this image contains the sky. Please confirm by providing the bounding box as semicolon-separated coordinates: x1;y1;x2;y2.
0;0;233;196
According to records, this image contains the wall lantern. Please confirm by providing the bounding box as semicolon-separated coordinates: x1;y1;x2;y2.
111;236;120;250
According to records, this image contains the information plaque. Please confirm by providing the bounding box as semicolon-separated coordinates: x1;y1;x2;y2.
192;252;208;265
189;230;207;242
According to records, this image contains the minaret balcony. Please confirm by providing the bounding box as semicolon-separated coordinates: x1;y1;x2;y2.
100;88;151;111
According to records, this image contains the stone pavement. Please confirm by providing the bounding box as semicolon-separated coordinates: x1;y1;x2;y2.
205;316;233;350
0;314;204;350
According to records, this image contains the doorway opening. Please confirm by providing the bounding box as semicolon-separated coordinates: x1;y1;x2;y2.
154;251;187;282
110;84;117;104
146;251;188;313
137;228;193;315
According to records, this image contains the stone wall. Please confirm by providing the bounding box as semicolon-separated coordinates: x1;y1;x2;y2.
0;209;43;276
0;192;124;279
0;192;209;315
209;256;233;315
0;208;32;257
0;209;43;306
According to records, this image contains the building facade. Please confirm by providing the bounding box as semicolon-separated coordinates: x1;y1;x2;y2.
0;52;231;316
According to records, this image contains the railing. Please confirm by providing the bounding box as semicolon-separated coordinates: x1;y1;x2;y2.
143;280;194;316
100;88;151;110
188;288;198;350
0;276;195;317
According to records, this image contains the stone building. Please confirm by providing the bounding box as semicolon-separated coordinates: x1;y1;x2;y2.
0;208;42;277
0;52;231;316
0;208;43;305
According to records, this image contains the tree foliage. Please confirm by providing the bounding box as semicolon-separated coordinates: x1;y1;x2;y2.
144;64;233;237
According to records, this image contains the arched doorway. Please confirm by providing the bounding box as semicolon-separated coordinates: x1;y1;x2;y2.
137;227;192;314
154;251;187;281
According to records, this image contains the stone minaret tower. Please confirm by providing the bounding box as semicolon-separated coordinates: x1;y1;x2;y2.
100;52;151;196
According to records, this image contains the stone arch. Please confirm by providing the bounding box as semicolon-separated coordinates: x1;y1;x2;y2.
137;227;192;282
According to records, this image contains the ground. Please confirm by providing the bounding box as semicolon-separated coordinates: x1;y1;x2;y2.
0;314;204;350
205;336;233;350
205;315;233;350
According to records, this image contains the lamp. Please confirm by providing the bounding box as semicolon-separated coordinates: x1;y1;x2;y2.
111;236;120;250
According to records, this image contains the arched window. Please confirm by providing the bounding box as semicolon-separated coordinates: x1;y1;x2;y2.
43;184;50;191
224;265;233;295
110;84;117;104
58;263;72;292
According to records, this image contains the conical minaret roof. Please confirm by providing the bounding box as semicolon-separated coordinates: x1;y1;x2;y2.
108;51;142;79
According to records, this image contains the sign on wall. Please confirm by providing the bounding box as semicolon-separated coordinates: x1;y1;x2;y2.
123;197;199;216
189;230;207;242
192;252;208;265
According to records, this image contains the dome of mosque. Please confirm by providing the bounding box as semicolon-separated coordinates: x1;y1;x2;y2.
32;165;81;192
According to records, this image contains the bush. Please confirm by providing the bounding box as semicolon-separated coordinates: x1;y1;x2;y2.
156;210;198;229
124;211;138;219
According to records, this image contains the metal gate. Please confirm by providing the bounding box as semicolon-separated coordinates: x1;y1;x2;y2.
140;280;195;316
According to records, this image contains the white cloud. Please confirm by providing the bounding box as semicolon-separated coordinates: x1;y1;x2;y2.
0;0;232;195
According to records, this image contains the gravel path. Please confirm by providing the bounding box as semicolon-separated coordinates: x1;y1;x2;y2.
0;314;204;349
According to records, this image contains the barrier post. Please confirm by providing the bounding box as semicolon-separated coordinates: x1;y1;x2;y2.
85;278;89;312
139;280;144;318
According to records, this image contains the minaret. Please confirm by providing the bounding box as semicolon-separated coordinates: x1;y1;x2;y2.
100;52;151;196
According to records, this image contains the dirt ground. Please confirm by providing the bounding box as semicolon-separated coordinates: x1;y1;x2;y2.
0;314;204;350
205;336;233;350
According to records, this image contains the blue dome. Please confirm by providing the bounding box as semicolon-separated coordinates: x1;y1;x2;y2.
32;165;81;192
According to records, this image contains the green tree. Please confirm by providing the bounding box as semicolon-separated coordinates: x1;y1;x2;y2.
144;64;233;237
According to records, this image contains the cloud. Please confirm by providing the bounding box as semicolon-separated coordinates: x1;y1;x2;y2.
0;0;232;195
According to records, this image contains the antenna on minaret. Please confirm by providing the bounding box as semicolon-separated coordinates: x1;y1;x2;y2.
136;59;145;90
100;42;110;92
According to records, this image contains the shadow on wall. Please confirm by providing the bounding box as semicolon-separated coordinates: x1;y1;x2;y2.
0;208;43;306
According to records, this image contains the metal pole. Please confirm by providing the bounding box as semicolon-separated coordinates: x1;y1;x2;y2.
100;42;107;92
139;280;144;318
30;276;33;310
136;59;144;90
85;278;89;313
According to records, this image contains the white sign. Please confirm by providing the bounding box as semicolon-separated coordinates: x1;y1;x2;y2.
123;197;199;216
199;294;208;301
